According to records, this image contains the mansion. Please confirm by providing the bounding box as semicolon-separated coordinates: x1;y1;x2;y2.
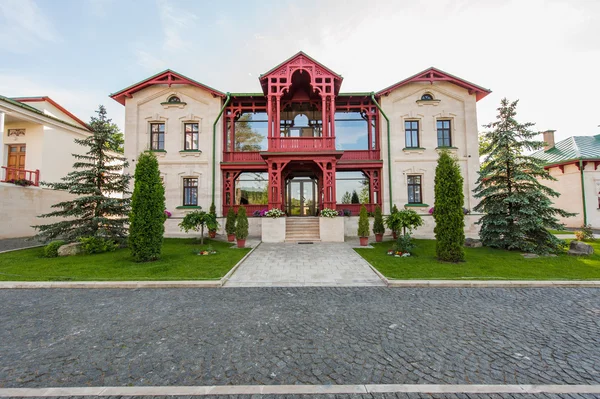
110;52;490;237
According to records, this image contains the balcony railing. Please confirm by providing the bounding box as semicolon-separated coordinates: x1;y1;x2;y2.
335;203;377;215
223;152;263;162
271;137;335;151
1;166;40;186
339;150;381;161
223;149;381;163
223;204;267;217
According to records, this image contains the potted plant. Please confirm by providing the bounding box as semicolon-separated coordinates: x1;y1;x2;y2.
179;210;212;245
208;203;218;238
384;204;400;239
372;205;385;242
235;206;249;248
358;204;370;246
397;209;423;235
225;207;236;242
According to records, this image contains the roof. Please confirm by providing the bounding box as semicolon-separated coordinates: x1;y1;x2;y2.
0;95;91;132
110;69;225;105
531;135;600;165
11;96;89;129
376;67;491;101
259;51;343;81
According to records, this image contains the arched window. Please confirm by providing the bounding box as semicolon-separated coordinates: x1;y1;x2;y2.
168;95;181;103
421;93;434;101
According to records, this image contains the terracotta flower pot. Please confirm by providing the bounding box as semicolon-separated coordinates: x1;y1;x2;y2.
359;237;369;246
375;233;383;242
392;231;397;239
236;239;246;248
209;230;216;238
227;234;235;242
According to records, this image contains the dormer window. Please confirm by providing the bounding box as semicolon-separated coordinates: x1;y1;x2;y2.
168;95;181;103
421;93;434;101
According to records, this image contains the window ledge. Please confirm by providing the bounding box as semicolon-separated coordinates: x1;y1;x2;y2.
161;102;187;109
435;146;458;151
403;147;426;151
416;99;440;106
404;203;429;208
180;150;202;157
176;205;201;209
147;149;167;157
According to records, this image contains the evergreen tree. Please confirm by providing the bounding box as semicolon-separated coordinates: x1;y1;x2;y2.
351;190;360;204
235;206;249;240
434;150;465;262
358;205;370;237
473;98;573;254
372;205;385;235
33;105;130;243
129;152;166;261
341;191;352;204
225;207;237;236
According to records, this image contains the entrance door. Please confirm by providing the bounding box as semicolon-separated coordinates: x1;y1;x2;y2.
287;178;316;216
7;144;26;180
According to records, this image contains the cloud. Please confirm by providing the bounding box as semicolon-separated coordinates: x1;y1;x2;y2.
135;50;168;72
156;0;198;52
0;0;60;53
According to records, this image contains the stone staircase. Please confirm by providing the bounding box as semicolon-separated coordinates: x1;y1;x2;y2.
285;217;320;242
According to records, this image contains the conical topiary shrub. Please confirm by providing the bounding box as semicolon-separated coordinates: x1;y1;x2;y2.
358;204;370;246
235;206;249;248
373;205;384;242
225;207;237;242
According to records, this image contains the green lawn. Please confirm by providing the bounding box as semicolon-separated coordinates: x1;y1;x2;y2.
355;239;600;280
547;229;572;235
0;238;250;281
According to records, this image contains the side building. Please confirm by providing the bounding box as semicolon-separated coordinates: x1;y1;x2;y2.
110;52;490;238
532;130;600;229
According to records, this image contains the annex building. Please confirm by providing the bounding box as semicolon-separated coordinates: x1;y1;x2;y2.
111;52;490;238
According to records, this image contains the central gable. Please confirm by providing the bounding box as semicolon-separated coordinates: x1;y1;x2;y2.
259;51;343;96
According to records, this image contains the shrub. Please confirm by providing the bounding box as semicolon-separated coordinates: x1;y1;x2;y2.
434;150;465;262
225;208;237;235
575;224;595;242
44;240;66;258
320;208;339;218
373;205;384;235
397;209;423;235
208;203;217;231
358;205;370;237
78;236;118;254
351;190;360;204
236;206;249;240
384;205;401;234
129;152;166;262
179;210;212;245
394;234;415;254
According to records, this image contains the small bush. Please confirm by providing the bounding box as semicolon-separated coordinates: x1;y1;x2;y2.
320;208;339;218
575;225;594;241
358;205;370;237
394;234;415;254
44;240;66;258
265;208;285;218
373;205;384;235
236;206;249;240
225;208;237;235
78;237;118;254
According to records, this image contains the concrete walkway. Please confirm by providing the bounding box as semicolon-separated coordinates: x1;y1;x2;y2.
0;237;44;253
224;242;385;287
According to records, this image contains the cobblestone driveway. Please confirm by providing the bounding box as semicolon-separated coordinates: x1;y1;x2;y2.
225;243;385;287
1;288;600;390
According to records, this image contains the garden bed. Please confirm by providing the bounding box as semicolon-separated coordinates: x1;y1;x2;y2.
355;239;600;280
0;238;250;281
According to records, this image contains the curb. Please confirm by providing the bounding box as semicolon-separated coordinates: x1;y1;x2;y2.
221;241;261;286
0;244;44;254
384;279;600;288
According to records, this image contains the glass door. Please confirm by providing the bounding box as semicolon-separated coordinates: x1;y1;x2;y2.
287;178;316;216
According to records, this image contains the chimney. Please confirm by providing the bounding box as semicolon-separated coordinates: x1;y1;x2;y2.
542;130;555;150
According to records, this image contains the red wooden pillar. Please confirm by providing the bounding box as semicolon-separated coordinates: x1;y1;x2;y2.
321;94;328;139
267;95;273;150
223;170;241;214
267;160;289;210
275;95;281;149
329;93;336;148
317;159;337;209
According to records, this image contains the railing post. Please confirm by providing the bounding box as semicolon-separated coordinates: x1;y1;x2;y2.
34;169;40;186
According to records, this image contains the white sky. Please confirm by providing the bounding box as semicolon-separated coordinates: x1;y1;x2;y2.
0;0;599;143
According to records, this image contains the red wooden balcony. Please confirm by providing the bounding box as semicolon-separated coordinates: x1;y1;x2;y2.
339;150;381;161
1;166;40;186
270;137;335;151
223;152;263;162
335;203;377;215
223;204;267;217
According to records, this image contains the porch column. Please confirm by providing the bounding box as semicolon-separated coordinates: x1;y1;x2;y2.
321;94;328;138
0;111;5;173
275;95;281;149
268;161;285;210
329;94;336;147
317;159;337;210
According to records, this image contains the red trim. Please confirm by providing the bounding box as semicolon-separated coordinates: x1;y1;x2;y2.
545;160;600;171
376;67;491;101
13;97;89;129
259;51;342;82
110;70;225;105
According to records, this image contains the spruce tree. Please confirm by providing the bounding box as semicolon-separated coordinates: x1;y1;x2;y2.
33;106;130;243
351;190;360;204
129;152;166;261
473;98;573;254
434;150;465;262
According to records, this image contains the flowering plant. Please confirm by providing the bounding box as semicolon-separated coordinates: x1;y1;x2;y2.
164;210;172;218
253;209;269;217
320;208;339;218
6;178;34;187
265;208;285;218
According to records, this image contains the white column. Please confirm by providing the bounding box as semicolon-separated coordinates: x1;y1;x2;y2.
0;111;5;172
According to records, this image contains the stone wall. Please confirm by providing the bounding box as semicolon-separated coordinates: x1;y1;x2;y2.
0;183;76;239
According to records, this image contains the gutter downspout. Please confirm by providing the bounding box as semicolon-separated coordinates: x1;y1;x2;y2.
579;159;587;225
371;93;393;211
212;93;231;209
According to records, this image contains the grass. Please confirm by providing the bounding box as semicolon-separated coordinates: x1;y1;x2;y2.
355;239;600;280
0;238;250;281
547;229;572;235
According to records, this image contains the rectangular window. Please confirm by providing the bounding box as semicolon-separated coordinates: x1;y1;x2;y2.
150;123;165;150
437;120;451;147
407;175;422;204
183;178;198;206
184;123;199;150
405;120;419;148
